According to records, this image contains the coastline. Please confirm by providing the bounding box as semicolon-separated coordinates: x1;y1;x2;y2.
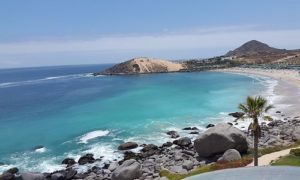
214;67;300;118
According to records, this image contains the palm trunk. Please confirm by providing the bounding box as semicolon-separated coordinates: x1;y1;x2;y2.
253;118;259;166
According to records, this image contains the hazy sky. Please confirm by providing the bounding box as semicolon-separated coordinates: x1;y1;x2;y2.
1;0;300;68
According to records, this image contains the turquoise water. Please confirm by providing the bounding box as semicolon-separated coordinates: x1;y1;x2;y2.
0;65;265;172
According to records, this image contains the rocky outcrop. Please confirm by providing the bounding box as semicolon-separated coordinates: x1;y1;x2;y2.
217;149;241;162
95;57;185;75
166;131;180;138
111;159;141;180
173;137;192;147
228;112;245;119
61;158;76;167
78;154;95;165
194;123;248;157
118;142;138;150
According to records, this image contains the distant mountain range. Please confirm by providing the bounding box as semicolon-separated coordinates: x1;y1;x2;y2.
225;40;300;64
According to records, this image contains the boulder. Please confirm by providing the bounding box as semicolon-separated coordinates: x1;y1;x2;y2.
5;167;18;174
65;169;77;180
118;142;138;150
217;149;241;162
228;112;245;119
162;142;173;147
173;137;191;147
61;158;76;167
50;172;65;180
206;124;215;128
182;127;198;130
194;123;248;157
182;160;194;171
111;159;141;180
292;126;300;140
0;172;14;180
166;131;179;138
108;162;119;172
20;172;45;180
78;153;95;165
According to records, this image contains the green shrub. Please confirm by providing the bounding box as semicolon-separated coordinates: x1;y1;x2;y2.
290;148;300;156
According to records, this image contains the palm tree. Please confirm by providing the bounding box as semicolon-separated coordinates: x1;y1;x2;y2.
238;96;273;166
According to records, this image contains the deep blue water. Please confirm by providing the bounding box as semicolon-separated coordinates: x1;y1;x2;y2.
0;64;265;172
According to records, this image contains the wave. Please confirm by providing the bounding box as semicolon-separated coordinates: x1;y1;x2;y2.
34;147;47;153
79;130;110;144
0;73;96;89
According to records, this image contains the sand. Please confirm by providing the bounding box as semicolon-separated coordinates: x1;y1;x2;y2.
131;57;184;73
215;68;300;118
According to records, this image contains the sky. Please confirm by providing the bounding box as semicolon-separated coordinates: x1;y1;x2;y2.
0;0;300;68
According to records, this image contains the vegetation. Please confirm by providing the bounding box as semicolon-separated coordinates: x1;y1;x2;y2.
238;96;273;166
257;140;300;155
159;158;252;180
272;155;300;166
290;148;300;157
272;148;300;166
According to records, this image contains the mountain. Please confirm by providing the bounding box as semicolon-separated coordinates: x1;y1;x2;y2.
94;57;185;75
226;40;287;56
225;40;300;64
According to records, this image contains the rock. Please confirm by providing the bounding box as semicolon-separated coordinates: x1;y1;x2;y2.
33;145;44;151
20;172;45;180
123;151;139;161
228;112;245;119
206;124;215;128
111;159;141;180
5;167;18;174
276;111;281;114
169;166;187;173
182;160;194;171
189;131;199;134
173;137;191;147
61;158;76;167
140;144;159;157
142;144;158;152
292;126;300;140
217;149;241;162
78;153;95;165
166;131;180;138
182;127;198;130
0;172;14;180
65;169;77;180
108;162;119;172
118;142;138;150
162;142;173;147
227;122;233;126
50;172;65;180
194;123;248;157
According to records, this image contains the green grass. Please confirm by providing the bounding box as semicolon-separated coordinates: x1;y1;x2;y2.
159;157;252;180
160;141;300;180
272;155;300;166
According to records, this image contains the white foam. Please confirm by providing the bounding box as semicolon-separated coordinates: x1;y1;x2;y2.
0;73;95;88
79;130;110;144
35;147;47;153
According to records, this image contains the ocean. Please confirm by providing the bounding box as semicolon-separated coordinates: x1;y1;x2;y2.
0;64;274;173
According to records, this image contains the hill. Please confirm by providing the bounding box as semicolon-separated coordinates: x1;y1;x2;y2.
94;57;185;75
226;40;300;64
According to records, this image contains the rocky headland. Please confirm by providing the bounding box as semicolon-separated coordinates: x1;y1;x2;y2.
93;57;185;75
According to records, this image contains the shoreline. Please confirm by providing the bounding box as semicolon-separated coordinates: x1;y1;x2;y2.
214;67;300;118
1;67;300;179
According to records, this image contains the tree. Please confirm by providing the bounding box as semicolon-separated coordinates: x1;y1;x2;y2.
238;96;273;166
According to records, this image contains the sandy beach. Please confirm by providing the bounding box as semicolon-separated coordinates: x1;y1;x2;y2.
215;68;300;118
